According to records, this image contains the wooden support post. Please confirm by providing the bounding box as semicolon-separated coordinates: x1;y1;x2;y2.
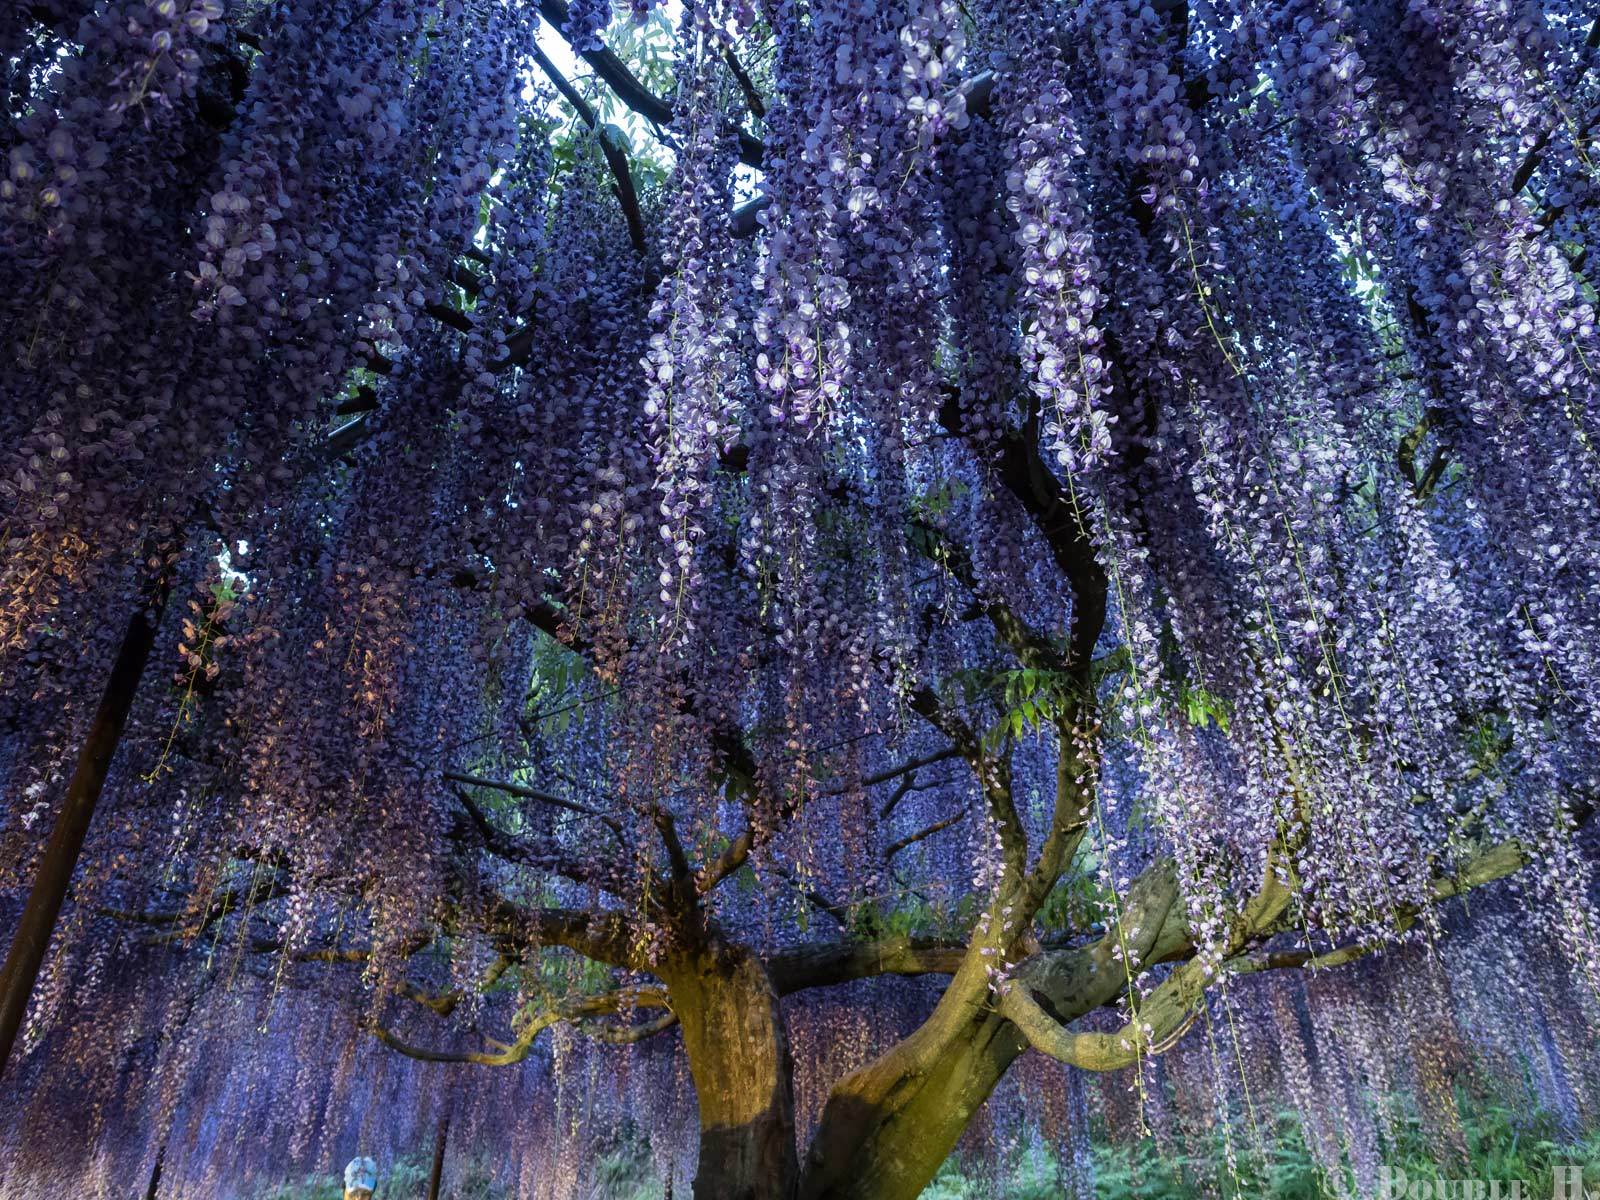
0;574;172;1080
141;1135;168;1200
426;1114;450;1200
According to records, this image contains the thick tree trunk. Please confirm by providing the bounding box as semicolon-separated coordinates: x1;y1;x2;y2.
803;1008;1026;1200
0;589;169;1080
801;868;1188;1200
665;945;799;1200
798;951;1027;1200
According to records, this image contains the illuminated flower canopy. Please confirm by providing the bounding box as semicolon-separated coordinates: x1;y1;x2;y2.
1;1;1597;1197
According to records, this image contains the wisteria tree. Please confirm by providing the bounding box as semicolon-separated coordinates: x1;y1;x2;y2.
2;1;1599;1198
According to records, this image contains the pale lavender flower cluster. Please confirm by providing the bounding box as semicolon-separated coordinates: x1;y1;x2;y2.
999;42;1111;469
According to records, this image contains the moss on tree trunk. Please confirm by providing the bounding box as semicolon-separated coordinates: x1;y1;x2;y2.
797;944;1030;1200
799;867;1188;1200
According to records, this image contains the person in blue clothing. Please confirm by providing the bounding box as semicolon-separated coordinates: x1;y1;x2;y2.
343;1156;378;1200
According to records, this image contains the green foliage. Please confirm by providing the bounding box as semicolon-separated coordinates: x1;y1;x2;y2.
537;7;676;189
1375;1096;1600;1200
908;479;969;523
922;1091;1600;1199
588;1142;669;1200
1464;711;1513;779
255;1153;503;1200
944;665;1082;751
534;944;614;996
257;1177;342;1200
605;8;676;104
1179;681;1232;734
921;1140;1063;1199
1033;853;1110;935
844;888;983;943
523;628;592;735
249;1094;1599;1200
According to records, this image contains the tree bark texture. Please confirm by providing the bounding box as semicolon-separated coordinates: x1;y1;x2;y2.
800;866;1186;1200
0;587;170;1080
666;946;800;1200
426;1113;450;1200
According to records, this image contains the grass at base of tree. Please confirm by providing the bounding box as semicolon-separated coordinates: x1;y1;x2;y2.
258;1153;503;1200
926;1090;1600;1199
252;1092;1599;1200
